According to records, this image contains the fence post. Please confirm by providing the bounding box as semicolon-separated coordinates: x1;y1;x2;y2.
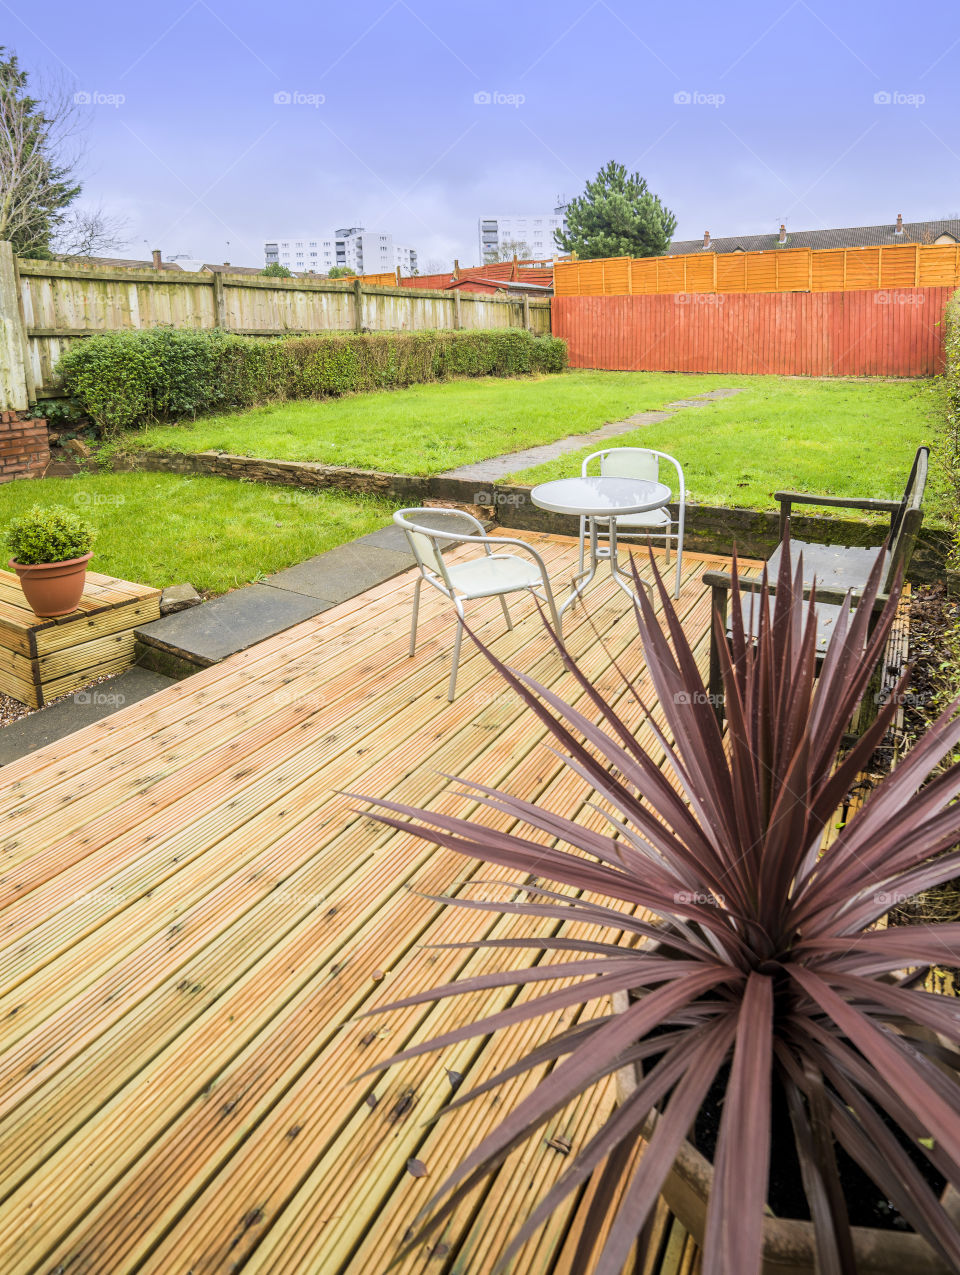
212;272;228;329
353;277;364;332
522;294;531;331
0;242;32;410
453;289;462;330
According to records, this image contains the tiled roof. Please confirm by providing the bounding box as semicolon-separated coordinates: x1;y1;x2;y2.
668;219;960;255
201;263;265;274
58;255;184;271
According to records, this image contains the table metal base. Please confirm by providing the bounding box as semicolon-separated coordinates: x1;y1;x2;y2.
557;516;652;631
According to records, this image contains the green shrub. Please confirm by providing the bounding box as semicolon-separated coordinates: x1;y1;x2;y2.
936;289;960;563
56;327;568;434
6;504;97;565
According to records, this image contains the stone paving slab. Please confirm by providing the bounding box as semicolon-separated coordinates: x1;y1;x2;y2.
130;513;481;672
136;584;331;667
0;667;176;766
442;386;745;484
262;541;413;604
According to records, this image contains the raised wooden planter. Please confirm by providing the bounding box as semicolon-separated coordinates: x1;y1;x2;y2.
0;568;161;708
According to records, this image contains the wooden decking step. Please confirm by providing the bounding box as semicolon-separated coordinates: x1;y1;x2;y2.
0;568;161;708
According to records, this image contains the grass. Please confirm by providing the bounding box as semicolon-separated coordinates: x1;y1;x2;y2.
511;376;946;518
0;472;392;595
113;371;747;474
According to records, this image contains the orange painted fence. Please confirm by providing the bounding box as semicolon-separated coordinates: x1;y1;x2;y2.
551;286;954;377
554;242;960;298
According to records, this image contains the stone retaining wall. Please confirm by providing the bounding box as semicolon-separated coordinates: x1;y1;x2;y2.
0;412;49;483
107;448;952;584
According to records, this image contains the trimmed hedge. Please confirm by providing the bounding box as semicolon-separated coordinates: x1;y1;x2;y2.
56;327;569;434
944;290;960;468
939;290;960;563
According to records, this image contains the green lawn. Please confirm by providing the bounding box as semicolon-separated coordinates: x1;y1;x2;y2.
114;371;746;474
511;377;945;518
1;473;391;595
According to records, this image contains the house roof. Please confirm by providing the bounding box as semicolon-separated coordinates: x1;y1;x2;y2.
200;262;265;274
668;219;960;255
57;255;184;271
446;273;552;294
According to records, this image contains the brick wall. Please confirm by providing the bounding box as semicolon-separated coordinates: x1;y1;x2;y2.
0;411;49;483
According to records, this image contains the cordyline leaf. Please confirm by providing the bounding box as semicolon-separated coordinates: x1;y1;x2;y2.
595;1017;738;1275
701;972;773;1275
400;968;739;1248
495;1019;728;1268
787;966;960;1167
358;545;960;1271
779;1063;854;1275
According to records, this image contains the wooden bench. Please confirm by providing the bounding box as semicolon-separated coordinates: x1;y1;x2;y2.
703;446;928;721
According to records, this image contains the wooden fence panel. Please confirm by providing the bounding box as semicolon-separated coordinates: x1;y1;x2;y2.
7;257;550;398
551;286;952;377
554;242;960;299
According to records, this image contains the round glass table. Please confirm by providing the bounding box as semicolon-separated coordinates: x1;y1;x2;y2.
530;475;672;626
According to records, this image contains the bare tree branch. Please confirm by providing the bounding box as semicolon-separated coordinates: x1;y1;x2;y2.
0;49;84;256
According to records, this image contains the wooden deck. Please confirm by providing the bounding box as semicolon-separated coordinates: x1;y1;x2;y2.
0;531;755;1275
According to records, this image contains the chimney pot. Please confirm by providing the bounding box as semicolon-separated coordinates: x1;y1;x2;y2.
703;230;711;248
895;213;904;235
778;224;787;245
151;248;162;269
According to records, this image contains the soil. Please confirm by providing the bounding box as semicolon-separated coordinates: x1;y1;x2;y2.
691;1066;945;1231
889;582;960;937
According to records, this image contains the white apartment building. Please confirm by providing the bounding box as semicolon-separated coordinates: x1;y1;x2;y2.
477;205;567;263
264;227;417;276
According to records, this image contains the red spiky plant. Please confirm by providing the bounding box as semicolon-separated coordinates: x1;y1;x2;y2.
358;545;960;1275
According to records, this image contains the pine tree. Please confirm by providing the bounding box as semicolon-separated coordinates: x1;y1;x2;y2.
555;161;676;260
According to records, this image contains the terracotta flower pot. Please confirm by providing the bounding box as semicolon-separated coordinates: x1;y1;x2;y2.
612;990;960;1275
9;553;93;617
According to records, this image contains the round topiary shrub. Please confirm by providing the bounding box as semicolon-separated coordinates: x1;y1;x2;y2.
6;504;98;565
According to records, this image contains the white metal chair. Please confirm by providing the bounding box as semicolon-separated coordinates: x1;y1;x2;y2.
578;447;686;598
394;508;561;702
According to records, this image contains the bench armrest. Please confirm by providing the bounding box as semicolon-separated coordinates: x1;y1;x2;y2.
774;491;902;513
702;569;887;610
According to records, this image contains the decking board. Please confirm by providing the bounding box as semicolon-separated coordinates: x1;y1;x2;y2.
0;534;756;1275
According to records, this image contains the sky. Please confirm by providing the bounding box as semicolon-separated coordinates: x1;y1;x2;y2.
7;0;960;269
